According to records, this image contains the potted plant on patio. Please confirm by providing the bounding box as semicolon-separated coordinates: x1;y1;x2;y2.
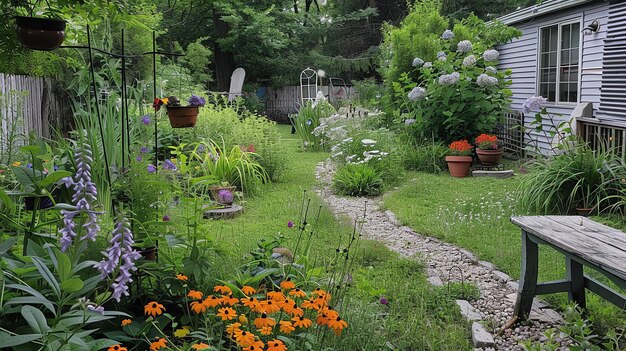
445;140;473;178
209;181;237;204
154;95;206;128
475;133;503;165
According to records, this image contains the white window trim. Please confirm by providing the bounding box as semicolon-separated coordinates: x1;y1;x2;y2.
536;19;582;106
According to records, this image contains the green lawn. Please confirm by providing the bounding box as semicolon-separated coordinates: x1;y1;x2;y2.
202;125;473;350
383;170;626;333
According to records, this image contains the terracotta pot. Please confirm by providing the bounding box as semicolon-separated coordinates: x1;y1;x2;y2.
166;106;199;128
445;155;472;178
476;148;503;165
575;207;594;217
15;16;66;51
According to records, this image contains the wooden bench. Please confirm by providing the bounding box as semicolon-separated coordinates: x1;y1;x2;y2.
510;216;626;319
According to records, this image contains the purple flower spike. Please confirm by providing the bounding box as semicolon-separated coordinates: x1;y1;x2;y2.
162;159;177;171
147;164;156;173
140;147;149;154
287;221;294;228
141;115;151;125
380;296;389;305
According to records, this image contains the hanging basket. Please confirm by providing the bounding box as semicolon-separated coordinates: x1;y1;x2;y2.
15;16;66;51
166;106;198;128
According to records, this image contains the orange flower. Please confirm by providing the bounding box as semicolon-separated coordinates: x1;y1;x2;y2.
107;345;128;351
254;313;276;328
475;133;498;149
314;297;329;309
288;288;307;298
266;291;286;302
242;285;256;295
150;337;167;350
279;320;295;334
226;322;242;336
217;307;237;321
258;326;272;335
316;308;338;326
234;329;256;347
292;316;312;329
312;288;326;297
120;319;132;327
191;300;207;314
202;295;222;308
214;285;232;296
279;278;295;290
241;297;261;310
191;343;211;350
260;299;280;314
449;140;473;155
329;315;348;335
176;274;188;281
188;290;203;300
221;296;239;306
239;314;249;324
144;301;165;317
242;340;264;351
267;339;288;351
301;298;320;310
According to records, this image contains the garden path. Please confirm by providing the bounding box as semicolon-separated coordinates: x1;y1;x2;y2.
315;160;569;351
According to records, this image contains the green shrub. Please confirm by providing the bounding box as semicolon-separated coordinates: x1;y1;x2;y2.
351;78;383;109
334;163;384;197
293;99;336;151
517;142;626;214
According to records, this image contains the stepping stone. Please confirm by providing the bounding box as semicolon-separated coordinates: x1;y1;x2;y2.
493;270;511;282
456;299;482;321
428;276;444;286
506;281;519;291
203;204;244;219
472;170;515;178
478;261;496;270
529;308;564;324
459;249;477;262
472;322;495;348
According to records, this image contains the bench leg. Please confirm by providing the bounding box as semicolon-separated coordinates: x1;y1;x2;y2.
515;230;538;320
566;256;586;309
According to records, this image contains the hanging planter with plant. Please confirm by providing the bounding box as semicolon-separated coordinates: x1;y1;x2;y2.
15;15;66;51
154;95;205;128
475;133;503;165
445;140;473;178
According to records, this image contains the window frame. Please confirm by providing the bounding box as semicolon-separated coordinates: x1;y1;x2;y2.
536;19;583;105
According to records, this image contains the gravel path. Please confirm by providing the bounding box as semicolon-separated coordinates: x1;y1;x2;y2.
315;160;569;351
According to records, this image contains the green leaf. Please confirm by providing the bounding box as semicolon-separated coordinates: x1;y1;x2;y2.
21;305;50;333
0;332;43;347
38;171;72;188
0;237;17;255
31;256;61;298
56;252;72;282
5;284;56;315
60;277;84;293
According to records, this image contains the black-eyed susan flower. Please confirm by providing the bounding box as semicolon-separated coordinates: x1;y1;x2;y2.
278;298;295;309
279;278;295;290
301;298;320;310
217;307;237;321
176;274;188;281
149;337;167;350
226;322;242;336
243;340;264;351
267;291;286;302
267;339;288;351
144;301;165;317
292;316;312;329
329;315;348;335
191;343;211;350
191;301;207;314
289;288;307;298
279;320;295;334
239;314;248;324
107;345;127;351
242;286;256;295
258;326;272;335
214;285;232;296
187;290;203;300
241;297;261;310
260;299;280;314
234;330;256;347
221;296;239;306
254;313;276;328
202;295;221;308
120;319;132;327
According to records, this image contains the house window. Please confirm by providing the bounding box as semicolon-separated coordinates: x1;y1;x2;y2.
538;22;580;103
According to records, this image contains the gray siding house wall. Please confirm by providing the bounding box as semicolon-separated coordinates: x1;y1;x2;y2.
496;0;618;150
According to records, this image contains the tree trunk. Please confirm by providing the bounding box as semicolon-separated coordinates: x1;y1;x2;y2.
213;9;235;91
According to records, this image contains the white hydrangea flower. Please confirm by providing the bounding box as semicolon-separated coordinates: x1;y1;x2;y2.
462;55;477;67
476;73;498;87
485;66;498;75
408;87;426;101
457;40;473;53
412;57;425;67
483;49;500;62
441;29;455;40
438;72;460;86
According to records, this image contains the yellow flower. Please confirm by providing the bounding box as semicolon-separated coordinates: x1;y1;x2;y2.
174;326;190;338
239;314;248;324
226;322;242;336
191;343;211;350
11;162;21;167
162;97;169;105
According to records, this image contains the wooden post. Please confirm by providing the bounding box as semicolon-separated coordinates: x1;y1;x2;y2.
515;230;538;319
566;257;586;308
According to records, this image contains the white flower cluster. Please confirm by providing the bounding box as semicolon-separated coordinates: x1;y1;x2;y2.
408;87;426;101
437;51;447;59
457;40;473;53
423;62;433;68
438;72;460;86
412;57;425;67
483;49;500;62
441;29;455;40
462;55;476;67
485;66;498;75
476;73;498;87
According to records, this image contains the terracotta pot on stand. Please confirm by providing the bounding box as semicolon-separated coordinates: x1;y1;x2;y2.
166;106;199;128
445;156;473;178
15;16;66;51
476;148;503;165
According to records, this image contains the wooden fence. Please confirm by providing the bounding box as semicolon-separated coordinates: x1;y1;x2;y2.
264;85;356;121
0;74;71;148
